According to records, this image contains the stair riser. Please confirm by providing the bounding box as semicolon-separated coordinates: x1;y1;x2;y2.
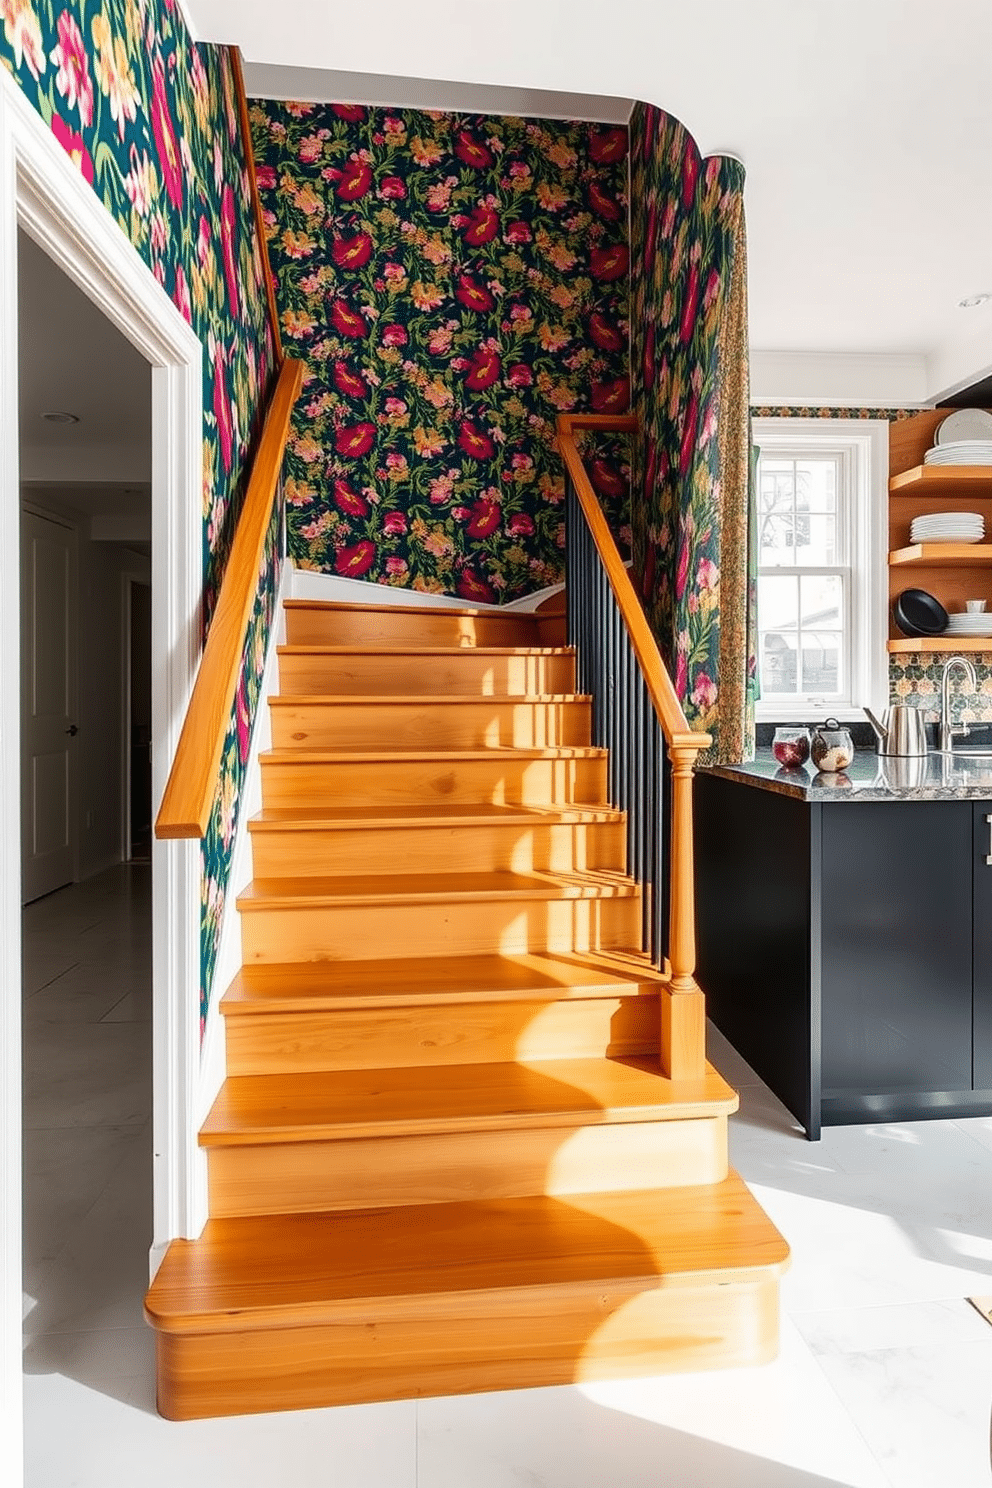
206;1116;728;1218
270;699;592;751
278;652;575;697
155;1274;779;1419
260;754;608;810
285;609;539;649
224;992;659;1075
240;894;642;964
249;819;625;879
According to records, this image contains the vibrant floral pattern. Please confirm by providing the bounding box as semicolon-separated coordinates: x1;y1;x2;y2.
0;0;279;1021
250;101;630;600
629;102;746;749
200;493;283;1029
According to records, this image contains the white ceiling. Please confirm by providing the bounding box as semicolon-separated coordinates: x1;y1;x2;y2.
18;229;152;486
187;0;992;404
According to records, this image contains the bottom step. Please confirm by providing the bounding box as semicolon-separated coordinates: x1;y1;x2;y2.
146;1173;789;1419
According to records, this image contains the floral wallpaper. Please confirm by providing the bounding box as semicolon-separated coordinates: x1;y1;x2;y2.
249;100;631;602
0;0;279;1021
628;101;749;756
200;491;283;1028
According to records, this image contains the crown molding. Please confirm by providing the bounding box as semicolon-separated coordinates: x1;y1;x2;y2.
750;349;930;408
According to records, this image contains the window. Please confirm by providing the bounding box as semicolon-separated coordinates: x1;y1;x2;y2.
752;418;889;723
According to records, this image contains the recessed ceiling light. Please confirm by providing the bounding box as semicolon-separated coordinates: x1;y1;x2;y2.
958;293;991;309
41;410;80;424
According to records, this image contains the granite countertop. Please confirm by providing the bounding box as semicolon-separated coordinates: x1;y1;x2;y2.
703;747;992;802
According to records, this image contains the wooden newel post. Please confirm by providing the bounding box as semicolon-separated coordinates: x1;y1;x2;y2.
662;742;706;1081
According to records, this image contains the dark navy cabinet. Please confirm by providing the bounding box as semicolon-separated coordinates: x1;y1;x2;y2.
695;775;992;1139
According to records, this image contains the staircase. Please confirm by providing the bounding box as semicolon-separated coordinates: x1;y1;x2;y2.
145;597;789;1420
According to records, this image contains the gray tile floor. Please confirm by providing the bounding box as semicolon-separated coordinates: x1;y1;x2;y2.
20;865;992;1486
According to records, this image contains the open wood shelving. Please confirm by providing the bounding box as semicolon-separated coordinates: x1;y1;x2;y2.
887;413;992;653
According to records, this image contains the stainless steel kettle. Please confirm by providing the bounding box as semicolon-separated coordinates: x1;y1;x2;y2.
864;704;928;757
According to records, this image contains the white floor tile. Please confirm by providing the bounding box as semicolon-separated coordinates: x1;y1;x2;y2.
23;1375;417;1488
418;1323;887;1487
816;1337;992;1488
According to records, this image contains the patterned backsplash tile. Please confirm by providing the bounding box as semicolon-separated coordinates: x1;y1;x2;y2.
890;654;992;723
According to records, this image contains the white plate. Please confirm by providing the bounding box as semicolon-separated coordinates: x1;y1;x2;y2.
910;533;984;544
935;409;992;444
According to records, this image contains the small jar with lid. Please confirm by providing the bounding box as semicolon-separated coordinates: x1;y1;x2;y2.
810;718;855;774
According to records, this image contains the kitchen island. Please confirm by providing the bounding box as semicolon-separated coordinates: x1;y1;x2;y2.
695;749;992;1138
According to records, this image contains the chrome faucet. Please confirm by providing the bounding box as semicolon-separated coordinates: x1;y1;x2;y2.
940;655;978;751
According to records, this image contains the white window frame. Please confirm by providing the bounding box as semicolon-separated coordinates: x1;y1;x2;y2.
752;417;889;724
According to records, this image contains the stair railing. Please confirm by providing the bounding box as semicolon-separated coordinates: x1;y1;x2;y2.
155;355;304;839
557;413;711;1081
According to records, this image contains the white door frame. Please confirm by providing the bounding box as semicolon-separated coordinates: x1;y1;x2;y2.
20;500;80;897
0;72;205;1485
121;570;152;865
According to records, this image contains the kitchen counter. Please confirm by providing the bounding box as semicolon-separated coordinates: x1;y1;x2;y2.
695;760;992;1137
704;747;992;801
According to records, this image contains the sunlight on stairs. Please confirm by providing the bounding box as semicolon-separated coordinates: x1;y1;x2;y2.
144;599;789;1420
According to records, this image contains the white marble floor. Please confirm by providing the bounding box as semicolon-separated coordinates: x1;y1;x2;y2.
21;865;992;1486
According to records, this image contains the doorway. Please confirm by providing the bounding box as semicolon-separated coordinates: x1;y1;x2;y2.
1;85;206;1485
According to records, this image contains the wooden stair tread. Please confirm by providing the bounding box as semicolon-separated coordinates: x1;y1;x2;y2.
237;868;639;909
248;803;624;829
283;600;527;620
200;1057;737;1144
261;745;605;762
277;645;572;657
220;951;666;1014
145;1173;788;1332
268;693;590;706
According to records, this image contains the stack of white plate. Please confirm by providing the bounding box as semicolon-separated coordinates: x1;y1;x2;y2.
924;408;992;464
924;441;992;466
910;511;985;543
946;612;992;638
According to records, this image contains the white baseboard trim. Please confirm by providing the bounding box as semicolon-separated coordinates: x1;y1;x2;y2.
289;563;566;612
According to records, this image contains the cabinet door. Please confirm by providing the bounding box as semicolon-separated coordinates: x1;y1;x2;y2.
973;805;992;1090
821;802;974;1098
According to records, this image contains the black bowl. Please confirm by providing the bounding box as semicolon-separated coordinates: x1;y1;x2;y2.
894;588;949;637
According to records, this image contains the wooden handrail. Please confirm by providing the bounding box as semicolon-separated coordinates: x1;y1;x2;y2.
231;47;284;367
156;358;304;839
557;412;709;1080
557;414;711;755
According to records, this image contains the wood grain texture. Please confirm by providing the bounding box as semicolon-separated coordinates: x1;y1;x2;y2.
283;601;540;649
200;1057;737;1145
259;749;609;810
221;990;657;1074
890;543;992;566
230;47;283;366
890;464;992;495
246;805;625;878
887;409;987;479
268;695;592;751
154;1268;780;1418
277;646;576;697
557;416;710;754
219;949;667;1013
155;358;304;838
205;1115;728;1217
237;883;643;963
146;1173;788;1328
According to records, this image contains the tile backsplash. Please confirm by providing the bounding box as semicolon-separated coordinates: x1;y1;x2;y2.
890;654;992;723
